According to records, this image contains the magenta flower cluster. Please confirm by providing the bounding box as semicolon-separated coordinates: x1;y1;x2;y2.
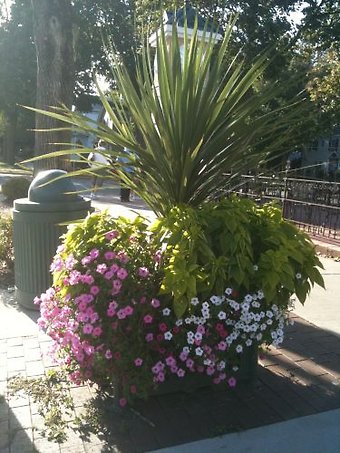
35;214;289;406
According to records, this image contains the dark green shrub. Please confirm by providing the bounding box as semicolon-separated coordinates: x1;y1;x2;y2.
0;213;14;271
1;177;30;202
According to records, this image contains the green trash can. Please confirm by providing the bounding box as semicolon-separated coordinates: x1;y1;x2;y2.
13;170;92;310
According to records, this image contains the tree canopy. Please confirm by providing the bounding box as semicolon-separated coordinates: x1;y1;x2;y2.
0;0;339;166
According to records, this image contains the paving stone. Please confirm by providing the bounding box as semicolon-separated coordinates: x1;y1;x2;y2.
8;395;29;409
58;427;85;452
33;438;61;453
25;361;45;378
24;349;42;362
0;340;7;354
7;339;23;348
22;338;40;350
69;386;93;407
7;371;26;380
10;428;34;453
0;433;9;451
0;402;9;423
0;420;9;444
7;347;24;360
9;405;32;430
7;358;26;373
0;368;7;381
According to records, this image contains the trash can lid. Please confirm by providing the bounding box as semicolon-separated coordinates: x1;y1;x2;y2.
28;169;80;203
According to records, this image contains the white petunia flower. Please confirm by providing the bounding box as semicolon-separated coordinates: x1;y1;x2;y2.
195;347;203;356
244;294;253;303
236;344;243;353
175;319;183;326
257;290;264;299
225;287;233;296
296;273;302;279
266;310;273;318
162;308;171;316
218;311;227;320
217;360;226;370
253;265;259;271
210;295;220;305
246;339;252;347
267;319;273;325
182;347;190;354
164;331;173;341
191;297;199;306
194;332;203;341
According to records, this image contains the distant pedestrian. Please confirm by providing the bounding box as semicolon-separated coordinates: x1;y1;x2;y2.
117;148;134;202
88;140;110;197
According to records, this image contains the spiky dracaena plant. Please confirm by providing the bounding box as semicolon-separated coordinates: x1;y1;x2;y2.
28;17;304;216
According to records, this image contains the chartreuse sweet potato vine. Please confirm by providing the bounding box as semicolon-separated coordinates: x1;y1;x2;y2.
152;197;324;317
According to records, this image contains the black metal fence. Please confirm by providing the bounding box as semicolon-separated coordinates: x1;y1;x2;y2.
224;175;340;244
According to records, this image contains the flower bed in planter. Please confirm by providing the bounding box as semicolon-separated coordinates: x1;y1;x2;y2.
35;198;323;406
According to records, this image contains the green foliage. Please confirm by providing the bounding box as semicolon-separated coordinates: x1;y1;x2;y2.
307;49;340;123
152;197;324;317
8;370;75;442
1;176;30;201
0;212;13;271
31;18;306;215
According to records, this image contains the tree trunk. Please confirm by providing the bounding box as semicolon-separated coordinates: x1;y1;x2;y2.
3;109;17;165
31;0;75;174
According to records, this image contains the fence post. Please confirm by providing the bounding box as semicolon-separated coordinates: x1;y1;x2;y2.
282;159;291;218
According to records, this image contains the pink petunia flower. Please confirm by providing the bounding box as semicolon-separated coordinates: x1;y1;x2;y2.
104;251;116;260
130;384;137;394
117;268;128;280
92;326;102;337
105;350;112;359
83;324;93;334
138;267;150;278
104;270;114;280
90;286;100;296
89;249;99;259
151;298;160;308
145;333;154;342
105;230;119;241
177;369;185;378
117;309;126;319
96;263;107;274
134;357;143;367
124;306;134;316
158;323;167;332
143;314;153;324
119;398;127;407
228;377;237;388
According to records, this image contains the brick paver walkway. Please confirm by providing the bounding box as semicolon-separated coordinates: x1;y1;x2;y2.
0;312;340;453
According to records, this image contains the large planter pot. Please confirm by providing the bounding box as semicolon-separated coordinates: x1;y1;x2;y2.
150;344;258;396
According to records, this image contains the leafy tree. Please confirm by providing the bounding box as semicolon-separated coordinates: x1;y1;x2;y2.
0;0;36;164
35;21;308;214
307;49;340;125
30;0;75;172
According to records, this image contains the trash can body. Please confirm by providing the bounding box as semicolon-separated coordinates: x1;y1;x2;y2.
13;170;92;310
